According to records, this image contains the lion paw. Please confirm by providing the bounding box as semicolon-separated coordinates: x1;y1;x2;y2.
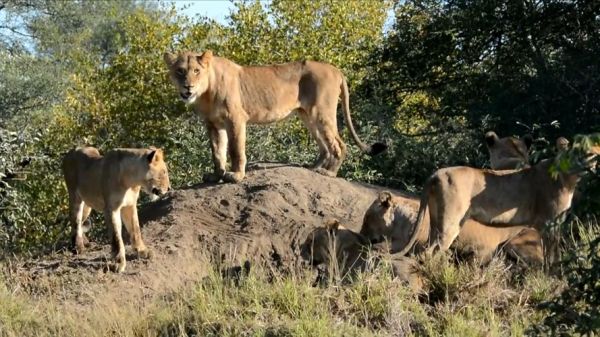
223;172;245;183
73;236;86;255
313;168;336;177
81;234;91;247
112;255;126;273
137;249;153;260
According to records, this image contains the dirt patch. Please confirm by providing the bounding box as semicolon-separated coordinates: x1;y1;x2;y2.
3;163;412;308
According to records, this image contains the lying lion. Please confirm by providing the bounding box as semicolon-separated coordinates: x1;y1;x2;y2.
360;132;542;265
400;137;598;258
163;51;386;183
300;219;423;292
62;146;170;273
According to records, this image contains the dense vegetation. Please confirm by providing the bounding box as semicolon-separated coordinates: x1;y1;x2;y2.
1;0;599;335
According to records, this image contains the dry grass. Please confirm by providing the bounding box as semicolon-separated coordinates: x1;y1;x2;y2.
2;219;598;337
0;251;565;337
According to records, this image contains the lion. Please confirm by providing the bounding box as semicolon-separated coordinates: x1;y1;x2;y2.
398;137;598;258
360;132;542;265
360;191;543;265
300;219;423;292
485;131;532;170
163;51;386;183
62;146;170;273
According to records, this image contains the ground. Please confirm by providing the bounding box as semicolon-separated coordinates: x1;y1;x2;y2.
2;163;567;336
3;163;412;310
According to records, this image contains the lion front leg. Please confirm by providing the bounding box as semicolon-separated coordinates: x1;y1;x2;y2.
105;207;127;273
224;119;247;183
121;205;152;260
204;121;228;183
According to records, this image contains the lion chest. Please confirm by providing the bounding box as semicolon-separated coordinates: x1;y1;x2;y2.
120;188;141;208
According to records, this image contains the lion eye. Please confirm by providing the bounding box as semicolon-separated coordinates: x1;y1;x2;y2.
193;68;200;74
176;68;186;76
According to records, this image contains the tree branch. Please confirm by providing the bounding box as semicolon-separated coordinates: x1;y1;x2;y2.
0;24;34;38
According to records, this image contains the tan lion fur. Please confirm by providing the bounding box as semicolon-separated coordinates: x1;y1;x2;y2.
300;219;423;292
399;138;592;258
360;192;543;265
485;131;532;170
62;146;170;273
163;51;386;183
360;132;542;266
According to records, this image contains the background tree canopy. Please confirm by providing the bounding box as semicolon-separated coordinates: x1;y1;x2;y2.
1;0;599;333
0;0;597;247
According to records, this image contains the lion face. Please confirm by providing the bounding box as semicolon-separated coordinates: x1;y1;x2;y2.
163;51;213;105
360;191;396;244
143;148;170;198
485;131;532;170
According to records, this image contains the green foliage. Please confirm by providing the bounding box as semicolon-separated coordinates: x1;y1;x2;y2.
209;0;392;177
0;1;166;254
0;0;391;254
533;234;600;335
0;0;149;120
0;125;68;254
531;133;600;335
358;0;600;189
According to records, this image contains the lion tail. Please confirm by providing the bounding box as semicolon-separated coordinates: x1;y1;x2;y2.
397;176;433;256
340;76;387;156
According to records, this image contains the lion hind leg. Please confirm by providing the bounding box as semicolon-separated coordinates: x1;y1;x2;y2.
298;112;330;169
81;205;92;247
327;134;347;174
316;118;345;176
437;216;465;252
68;191;87;254
430;195;466;253
105;207;126;273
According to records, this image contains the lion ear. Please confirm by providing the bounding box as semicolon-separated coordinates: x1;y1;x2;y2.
324;219;340;232
522;134;533;149
147;148;163;163
556;137;570;152
485;131;499;147
163;52;177;67
197;50;213;67
378;191;393;208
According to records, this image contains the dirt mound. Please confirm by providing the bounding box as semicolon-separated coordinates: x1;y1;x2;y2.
4;163;412;308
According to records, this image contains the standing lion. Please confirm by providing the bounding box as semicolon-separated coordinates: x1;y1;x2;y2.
62;146;170;273
163;51;386;183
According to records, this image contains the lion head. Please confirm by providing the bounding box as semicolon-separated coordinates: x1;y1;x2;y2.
359;191;398;244
143;148;170;199
163;50;214;105
300;219;370;268
485;131;533;170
